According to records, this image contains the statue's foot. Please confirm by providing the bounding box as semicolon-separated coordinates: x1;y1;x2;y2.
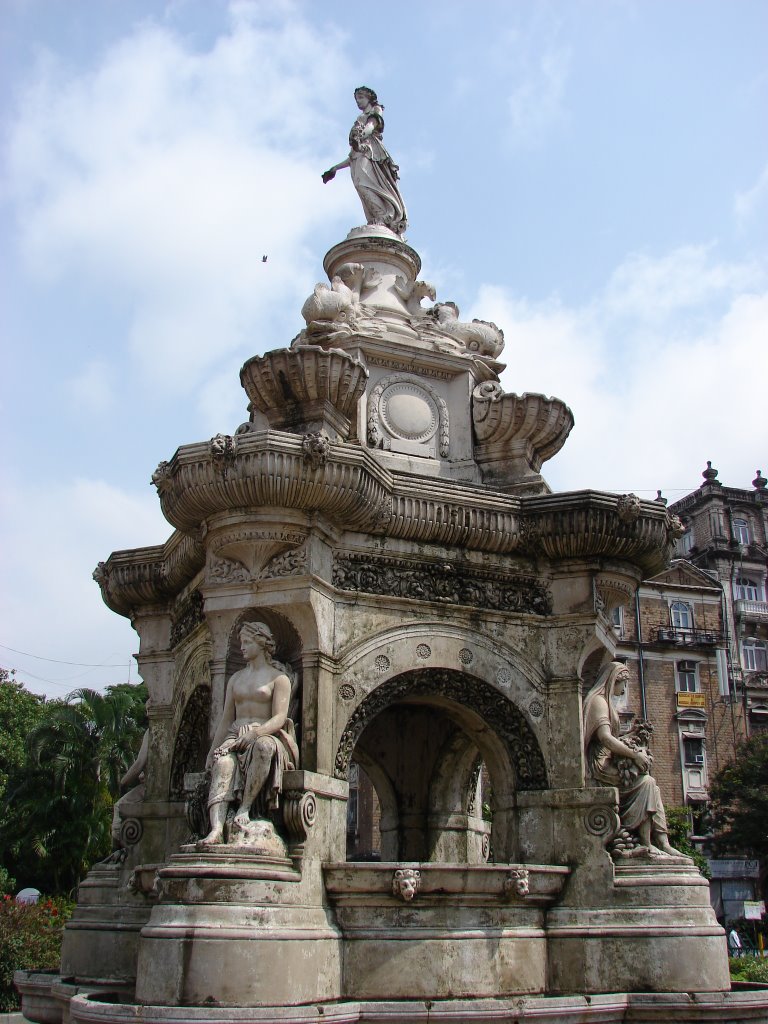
654;839;690;858
197;828;224;848
232;810;251;829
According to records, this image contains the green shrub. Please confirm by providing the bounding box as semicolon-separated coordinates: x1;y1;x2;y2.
729;955;768;984
0;895;73;1012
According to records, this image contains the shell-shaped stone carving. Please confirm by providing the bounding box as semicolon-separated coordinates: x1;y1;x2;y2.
472;384;574;464
240;346;368;419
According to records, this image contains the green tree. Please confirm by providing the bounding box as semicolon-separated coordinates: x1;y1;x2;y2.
1;683;147;894
0;671;46;893
709;733;768;862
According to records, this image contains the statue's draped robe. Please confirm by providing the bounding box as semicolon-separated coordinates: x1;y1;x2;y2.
348;109;407;236
208;722;298;815
583;693;668;835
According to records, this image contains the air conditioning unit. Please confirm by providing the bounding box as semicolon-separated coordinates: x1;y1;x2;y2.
691;754;705;765
658;628;677;642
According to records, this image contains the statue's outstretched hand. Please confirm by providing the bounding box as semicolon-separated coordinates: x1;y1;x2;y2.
322;168;336;183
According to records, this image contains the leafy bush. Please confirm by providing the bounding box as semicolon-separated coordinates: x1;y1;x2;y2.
0;895;73;1012
664;806;710;877
729;955;768;984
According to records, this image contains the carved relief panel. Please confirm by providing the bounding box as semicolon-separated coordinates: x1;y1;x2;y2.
367;373;449;460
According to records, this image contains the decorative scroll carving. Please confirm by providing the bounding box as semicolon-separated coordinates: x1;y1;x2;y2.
169;591;205;648
210;555;251;585
334;669;548;790
392;868;421;901
584;805;621;840
169;685;212;799
504;867;529;897
332;552;552;616
302;432;332;468
260;544;308;580
119;817;143;849
283;791;317;844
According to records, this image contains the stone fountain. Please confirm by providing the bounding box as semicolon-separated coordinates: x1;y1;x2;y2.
16;87;768;1024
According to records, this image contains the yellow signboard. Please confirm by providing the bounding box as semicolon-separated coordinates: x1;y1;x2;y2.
677;692;706;708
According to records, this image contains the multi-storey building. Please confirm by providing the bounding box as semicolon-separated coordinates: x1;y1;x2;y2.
610;465;767;926
670;463;768;736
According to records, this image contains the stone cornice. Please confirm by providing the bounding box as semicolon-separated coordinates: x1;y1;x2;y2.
99;439;674;617
93;531;204;618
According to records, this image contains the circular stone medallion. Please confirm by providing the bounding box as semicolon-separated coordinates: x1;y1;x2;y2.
380;383;439;443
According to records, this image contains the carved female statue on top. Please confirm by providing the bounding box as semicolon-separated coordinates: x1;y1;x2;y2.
322;86;408;237
200;621;298;847
583;661;683;858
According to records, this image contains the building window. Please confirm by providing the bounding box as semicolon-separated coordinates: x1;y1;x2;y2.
670;601;693;630
732;518;750;545
682;736;705;766
611;605;624;637
743;639;768;673
734;577;760;602
679;527;695;554
676;660;698;692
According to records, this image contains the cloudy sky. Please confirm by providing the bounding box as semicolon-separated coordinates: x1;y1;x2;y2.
2;0;766;697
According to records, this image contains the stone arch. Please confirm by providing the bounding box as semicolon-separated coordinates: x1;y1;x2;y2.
335;668;546;789
168;682;211;799
334;668;547;862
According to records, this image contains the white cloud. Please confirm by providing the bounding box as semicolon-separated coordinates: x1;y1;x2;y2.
735;162;768;225
507;46;571;146
0;476;170;697
468;246;768;496
4;5;355;397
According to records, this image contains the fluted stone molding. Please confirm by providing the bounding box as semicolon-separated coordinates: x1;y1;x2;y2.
108;446;673;615
153;431;391;535
524;491;674;575
93;532;205;617
472;383;574;491
240;346;368;441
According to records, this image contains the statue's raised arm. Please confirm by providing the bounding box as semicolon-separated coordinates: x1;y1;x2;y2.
322;86;408;237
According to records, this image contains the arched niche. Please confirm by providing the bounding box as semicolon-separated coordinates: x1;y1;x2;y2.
335;668;546;863
168;683;211;799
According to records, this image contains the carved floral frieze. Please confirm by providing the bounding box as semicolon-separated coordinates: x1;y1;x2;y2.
169;590;205;648
332;552;552;615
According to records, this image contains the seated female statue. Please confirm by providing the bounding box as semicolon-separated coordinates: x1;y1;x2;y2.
583;660;682;857
200;621;298;846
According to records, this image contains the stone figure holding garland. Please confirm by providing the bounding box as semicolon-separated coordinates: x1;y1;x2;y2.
322;86;408;237
200;621;298;847
583;660;682;858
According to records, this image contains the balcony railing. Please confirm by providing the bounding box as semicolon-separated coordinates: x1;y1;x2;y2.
654;627;723;647
735;599;768;620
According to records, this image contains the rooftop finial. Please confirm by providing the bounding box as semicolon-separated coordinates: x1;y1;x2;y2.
701;460;719;485
753;469;767;491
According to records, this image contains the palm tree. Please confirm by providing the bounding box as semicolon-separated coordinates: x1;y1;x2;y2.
2;684;146;893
